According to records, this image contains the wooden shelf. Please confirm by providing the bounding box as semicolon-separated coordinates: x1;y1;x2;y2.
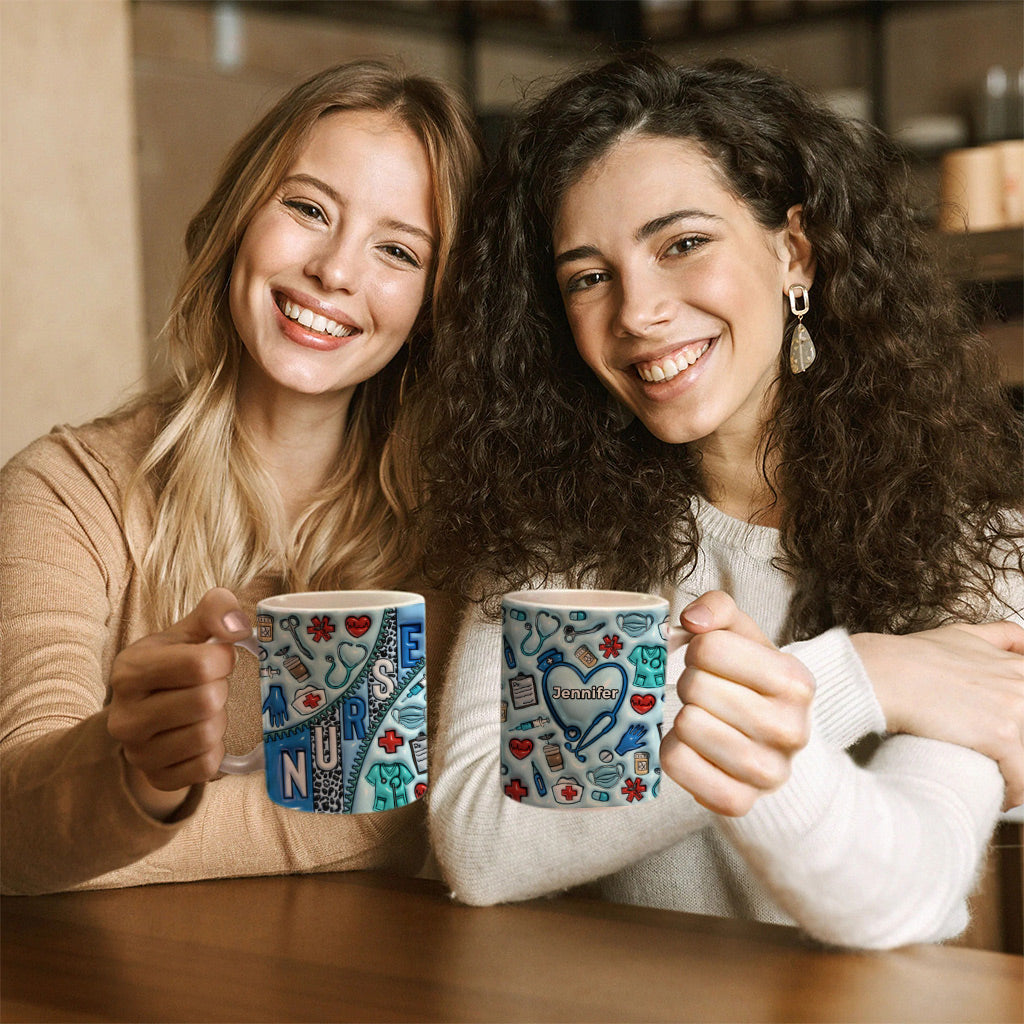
943;227;1024;284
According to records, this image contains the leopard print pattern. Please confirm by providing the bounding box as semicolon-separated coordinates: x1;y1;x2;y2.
312;704;344;813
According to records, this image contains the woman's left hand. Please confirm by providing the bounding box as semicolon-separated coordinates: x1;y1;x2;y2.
660;591;815;816
852;622;1024;810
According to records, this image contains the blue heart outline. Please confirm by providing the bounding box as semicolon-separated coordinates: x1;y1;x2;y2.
537;648;627;763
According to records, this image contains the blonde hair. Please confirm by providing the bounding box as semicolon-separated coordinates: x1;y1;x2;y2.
128;60;482;626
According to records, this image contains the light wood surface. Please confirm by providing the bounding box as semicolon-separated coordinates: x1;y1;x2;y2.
2;871;1021;1023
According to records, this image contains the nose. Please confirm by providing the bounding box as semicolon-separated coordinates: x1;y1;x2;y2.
304;234;363;294
612;266;674;339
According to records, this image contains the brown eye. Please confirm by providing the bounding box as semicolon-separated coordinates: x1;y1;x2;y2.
566;270;609;295
664;235;708;257
380;244;421;269
284;199;326;222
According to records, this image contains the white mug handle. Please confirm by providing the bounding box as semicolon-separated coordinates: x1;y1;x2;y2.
667;624;691;653
212;632;265;775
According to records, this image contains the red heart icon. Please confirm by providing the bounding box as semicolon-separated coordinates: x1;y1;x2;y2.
509;738;533;760
630;693;656;715
345;615;371;638
414;782;427;799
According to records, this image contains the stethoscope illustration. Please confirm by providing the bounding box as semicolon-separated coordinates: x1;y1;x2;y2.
536;647;627;764
324;641;367;692
520;612;560;657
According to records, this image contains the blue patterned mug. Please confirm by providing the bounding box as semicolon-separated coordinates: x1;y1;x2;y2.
500;589;683;809
221;590;427;813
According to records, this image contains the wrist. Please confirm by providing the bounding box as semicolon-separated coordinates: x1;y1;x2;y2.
849;632;905;734
123;761;191;822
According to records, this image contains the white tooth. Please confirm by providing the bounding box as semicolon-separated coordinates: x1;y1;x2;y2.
297;307;315;328
663;357;680;378
651;364;666;381
283;300;296;319
325;319;339;336
311;314;328;333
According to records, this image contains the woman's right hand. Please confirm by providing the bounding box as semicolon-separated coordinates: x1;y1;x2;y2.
661;591;815;817
852;622;1024;810
107;587;251;819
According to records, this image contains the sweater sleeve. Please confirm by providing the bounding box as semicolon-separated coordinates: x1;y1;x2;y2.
427;603;712;906
0;428;428;894
716;624;1006;949
718;728;1003;949
0;430;194;893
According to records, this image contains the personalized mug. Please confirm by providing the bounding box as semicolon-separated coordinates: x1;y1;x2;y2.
500;589;679;809
221;590;427;814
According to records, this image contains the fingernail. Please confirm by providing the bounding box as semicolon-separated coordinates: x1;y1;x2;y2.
222;611;249;635
683;603;713;629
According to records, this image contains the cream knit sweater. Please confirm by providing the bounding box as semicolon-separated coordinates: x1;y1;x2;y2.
428;501;1020;949
1;407;462;894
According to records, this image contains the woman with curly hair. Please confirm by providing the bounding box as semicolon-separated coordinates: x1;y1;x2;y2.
1;60;482;894
416;53;1023;948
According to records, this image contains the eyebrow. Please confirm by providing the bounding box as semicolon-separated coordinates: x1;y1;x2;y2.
635;209;722;242
553;244;602;269
554;208;722;268
281;173;436;249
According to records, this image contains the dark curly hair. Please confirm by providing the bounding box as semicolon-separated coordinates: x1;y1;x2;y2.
413;52;1023;639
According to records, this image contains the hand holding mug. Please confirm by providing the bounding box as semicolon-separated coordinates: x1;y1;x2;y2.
107;587;251;819
660;591;815;817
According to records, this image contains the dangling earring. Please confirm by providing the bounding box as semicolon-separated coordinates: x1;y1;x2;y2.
787;284;816;374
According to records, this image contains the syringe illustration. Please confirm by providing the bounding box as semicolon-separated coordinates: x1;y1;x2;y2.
509;716;551;732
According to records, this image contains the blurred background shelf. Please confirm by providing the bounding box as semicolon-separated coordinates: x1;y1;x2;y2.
242;0;1004;131
944;228;1024;395
946;226;1024;284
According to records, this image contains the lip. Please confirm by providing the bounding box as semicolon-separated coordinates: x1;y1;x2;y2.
272;289;361;351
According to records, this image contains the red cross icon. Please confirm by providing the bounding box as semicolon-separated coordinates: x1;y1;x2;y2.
300;691;323;710
504;779;528;802
559;783;579;801
377;729;404;754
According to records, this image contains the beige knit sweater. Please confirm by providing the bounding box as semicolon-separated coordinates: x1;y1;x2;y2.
0;406;462;895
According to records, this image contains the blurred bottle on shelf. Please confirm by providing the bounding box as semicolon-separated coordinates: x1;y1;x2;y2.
939;67;1024;233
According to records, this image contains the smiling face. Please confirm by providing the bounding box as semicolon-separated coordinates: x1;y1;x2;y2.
229;108;436;409
553;133;811;455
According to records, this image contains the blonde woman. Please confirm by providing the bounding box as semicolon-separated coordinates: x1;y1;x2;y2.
1;60;482;894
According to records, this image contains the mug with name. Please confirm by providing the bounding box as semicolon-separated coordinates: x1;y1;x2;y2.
500;589;681;809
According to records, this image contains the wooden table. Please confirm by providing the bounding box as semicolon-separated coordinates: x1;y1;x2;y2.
2;871;1021;1023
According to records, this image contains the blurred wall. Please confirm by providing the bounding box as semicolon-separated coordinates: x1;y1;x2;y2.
1;0;145;464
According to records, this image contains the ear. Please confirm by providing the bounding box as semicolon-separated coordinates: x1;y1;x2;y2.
782;204;815;290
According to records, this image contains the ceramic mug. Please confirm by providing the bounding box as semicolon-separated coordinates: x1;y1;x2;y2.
221;590;427;813
500;589;683;809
